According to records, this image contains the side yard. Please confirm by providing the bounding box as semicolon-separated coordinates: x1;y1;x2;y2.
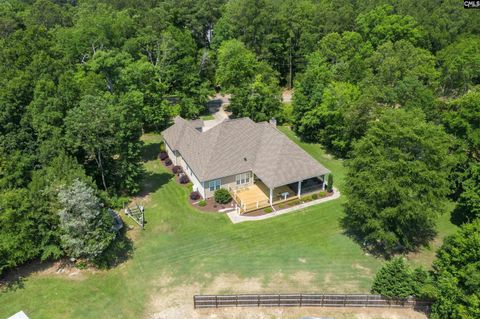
0;129;456;319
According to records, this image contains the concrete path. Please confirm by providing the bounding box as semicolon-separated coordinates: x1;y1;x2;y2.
203;93;231;131
226;188;341;224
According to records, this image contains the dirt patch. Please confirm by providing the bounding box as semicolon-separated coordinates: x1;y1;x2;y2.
146;273;426;319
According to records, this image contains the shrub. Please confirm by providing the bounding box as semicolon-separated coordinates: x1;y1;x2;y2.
327;174;333;192
190;191;201;200
159;151;168;160
165;158;172;166
290;199;300;206
278;204;285;209
311;193;318;200
198;200;206;207
159;142;166;152
172;165;182;174
304;195;313;202
214;188;231;204
264;207;273;213
318;190;327;197
179;175;189;184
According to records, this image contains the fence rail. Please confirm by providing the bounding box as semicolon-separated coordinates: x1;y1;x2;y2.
194;294;432;310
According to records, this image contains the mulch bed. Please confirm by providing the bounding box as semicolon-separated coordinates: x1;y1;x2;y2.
189;197;234;213
242;191;335;217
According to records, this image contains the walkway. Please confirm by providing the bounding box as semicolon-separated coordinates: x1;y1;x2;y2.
226;188;341;224
203;93;231;131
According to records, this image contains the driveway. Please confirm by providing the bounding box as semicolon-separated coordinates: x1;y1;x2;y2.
203;93;231;131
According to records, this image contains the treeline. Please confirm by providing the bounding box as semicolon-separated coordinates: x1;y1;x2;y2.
0;0;223;275
0;1;479;315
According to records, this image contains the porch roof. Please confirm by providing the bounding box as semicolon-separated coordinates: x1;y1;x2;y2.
162;117;330;188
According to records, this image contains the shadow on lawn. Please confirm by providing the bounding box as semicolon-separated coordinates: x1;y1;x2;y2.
137;171;172;198
0;260;56;292
142;142;161;162
96;228;134;270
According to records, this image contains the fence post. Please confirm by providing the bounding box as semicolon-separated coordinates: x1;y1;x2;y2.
300;294;303;307
321;293;325;306
258;294;260;307
365;295;369;307
236;295;238;307
193;296;196;309
278;294;281;307
215;295;218;308
344;294;347;306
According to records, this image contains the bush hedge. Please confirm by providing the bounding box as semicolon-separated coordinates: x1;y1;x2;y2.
165;158;172;166
198;200;206;207
214;188;231;204
190;191;201;200
179;175;189;184
159;151;168;160
172;165;182;174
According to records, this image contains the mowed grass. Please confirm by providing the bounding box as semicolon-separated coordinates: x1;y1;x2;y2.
0;128;456;319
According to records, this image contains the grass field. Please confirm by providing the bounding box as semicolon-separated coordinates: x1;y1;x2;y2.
0;128;456;319
200;114;215;120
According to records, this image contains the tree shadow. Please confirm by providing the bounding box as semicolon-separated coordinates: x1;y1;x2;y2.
0;259;60;292
137;171;173;198
142;142;161;162
95;228;134;269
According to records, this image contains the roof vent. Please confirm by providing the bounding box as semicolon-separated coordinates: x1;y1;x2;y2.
269;118;277;126
244;157;247;161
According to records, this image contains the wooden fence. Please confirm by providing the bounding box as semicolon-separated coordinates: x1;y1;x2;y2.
193;294;432;310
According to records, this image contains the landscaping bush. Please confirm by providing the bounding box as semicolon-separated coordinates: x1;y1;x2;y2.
327;174;333;192
172;165;182;174
159;142;166;152
165;158;172;166
311;193;318;200
278;204;285;209
214;188;231;204
198;200;206;207
264;207;273;213
190;191;201;200
179;175;189;184
318;190;327;197
304;195;313;202
159;151;168;160
289;199;300;206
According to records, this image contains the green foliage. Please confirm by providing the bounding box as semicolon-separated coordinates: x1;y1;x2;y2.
431;220;480;318
356;5;425;48
264;207;273;213
343;109;455;255
198;200;206;207
438;36;480;96
327;174;333;193
214;188;231;204
215;39;258;91
57;180;115;260
452;164;480;224
371;257;431;298
292;52;332;141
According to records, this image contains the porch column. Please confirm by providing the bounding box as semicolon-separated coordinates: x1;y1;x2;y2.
322;175;326;190
297;180;302;197
269;188;273;205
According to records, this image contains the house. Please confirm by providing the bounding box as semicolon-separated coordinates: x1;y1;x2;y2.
162;116;330;213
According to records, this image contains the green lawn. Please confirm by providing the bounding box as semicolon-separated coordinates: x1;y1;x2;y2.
200;114;215;120
0;128;456;319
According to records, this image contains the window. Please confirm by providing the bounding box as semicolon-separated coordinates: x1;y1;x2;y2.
209;179;221;191
236;172;251;186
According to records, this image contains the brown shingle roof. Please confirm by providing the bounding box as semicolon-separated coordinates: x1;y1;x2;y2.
162;117;330;188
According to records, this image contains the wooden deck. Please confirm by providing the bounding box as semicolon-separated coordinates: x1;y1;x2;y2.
232;181;296;213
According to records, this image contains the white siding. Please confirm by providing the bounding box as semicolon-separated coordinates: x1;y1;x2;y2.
164;140;178;165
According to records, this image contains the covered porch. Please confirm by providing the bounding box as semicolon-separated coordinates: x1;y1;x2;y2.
230;175;327;214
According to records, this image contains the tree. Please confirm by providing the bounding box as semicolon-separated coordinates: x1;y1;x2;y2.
431;220;480;319
363;40;438;114
57;180;115;260
371;257;430;298
438;36;480;96
343;109;454;255
292;52;331;141
327;174;333;193
0;189;38;275
64;95;117;192
318;32;373;83
228;66;282;121
356;5;425;48
215;39;258;91
452;164;480;225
